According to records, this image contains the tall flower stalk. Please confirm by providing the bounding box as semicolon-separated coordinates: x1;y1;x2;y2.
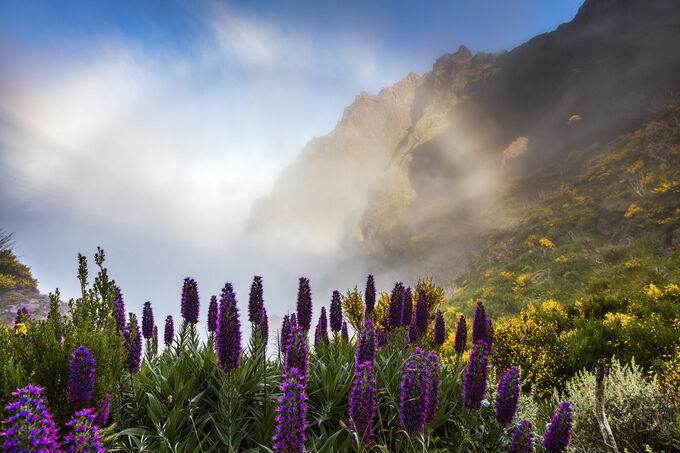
509;420;535;453
349;361;376;444
296;277;312;332
272;367;308;453
485;319;494;354
207;296;218;333
454;315;467;354
543;402;573;453
330;291;343;332
64;408;105;453
164;315;174;347
216;283;241;372
388;282;404;329
248;275;264;325
341;321;349;343
124;314;142;372
400;348;431;435
434;310;445;346
181;277;200;324
462;341;489;409
364;274;376;319
111;286;126;332
69;346;96;410
496;367;521;425
472;300;487;344
355;320;376;367
401;287;413;327
0;385;58;452
285;326;309;382
261;306;269;342
425;352;440;424
142;301;154;339
280;314;292;355
415;290;429;337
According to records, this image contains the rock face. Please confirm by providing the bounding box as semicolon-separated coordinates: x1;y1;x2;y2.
249;0;680;278
0;288;52;325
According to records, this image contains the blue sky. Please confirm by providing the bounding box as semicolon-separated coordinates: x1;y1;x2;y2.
0;0;584;326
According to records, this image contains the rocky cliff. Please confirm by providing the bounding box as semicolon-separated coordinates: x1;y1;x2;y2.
249;0;680;280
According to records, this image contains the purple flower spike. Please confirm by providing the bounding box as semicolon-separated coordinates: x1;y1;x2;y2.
330;291;343;332
286;326;309;382
290;313;297;327
216;283;241;372
13;306;31;328
415;290;429;336
181;277;200;324
408;313;419;344
314;324;329;349
356;320;376;367
496;367;521;425
454;315;467;354
124;314;142;372
248;276;264;325
111;286;126;332
280;314;292;354
543;402;573;453
364;274;376;319
319;307;328;333
94;394;111;426
425;352;440;424
349;361;376;444
401;287;413;327
261;306;269;342
341;321;349;343
272;367;307;453
472;300;487;344
462;341;489;409
64;408;105;453
400;348;430;434
434;310;445;346
69;346;96;410
207;296;218;333
142;301;154;339
388;283;404;329
296;277;312;332
509;420;535;453
164;315;174;346
0;385;59;452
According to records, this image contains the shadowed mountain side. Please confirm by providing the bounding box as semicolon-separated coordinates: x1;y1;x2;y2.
249;0;680;283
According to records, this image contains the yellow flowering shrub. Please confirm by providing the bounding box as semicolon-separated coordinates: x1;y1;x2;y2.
603;312;636;328
539;237;555;248
499;271;513;279
624;203;643;218
512;273;532;292
374;292;390;330
646;283;662;300
342;286;364;332
0;274;16;290
554;255;568;263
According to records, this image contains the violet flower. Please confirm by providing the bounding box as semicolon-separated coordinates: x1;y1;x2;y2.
296;277;312;332
425;352;440;424
388;282;404;329
543;402;573;453
111;286;126;332
496;367;521;425
280;314;292;354
401;287;412;327
142;301;154;340
285;325;309;382
355;320;376;367
64;408;105;453
124;314;142;372
330;291;343;332
462;341;489;409
400;348;430;434
349;361;376;444
181;277;200;324
0;385;59;452
364;274;376;319
261;306;269;342
207;295;218;333
272;367;307;453
434;310;445;346
454;315;467;354
94;394;111;426
69;346;96;410
341;321;349;343
509;420;535;453
248;275;264;325
415;290;429;337
472;300;487;344
164;315;174;346
216;282;241;372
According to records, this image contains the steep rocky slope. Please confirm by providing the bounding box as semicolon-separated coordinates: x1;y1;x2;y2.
250;0;680;282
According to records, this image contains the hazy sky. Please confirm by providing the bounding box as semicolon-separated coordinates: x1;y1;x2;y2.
0;0;583;329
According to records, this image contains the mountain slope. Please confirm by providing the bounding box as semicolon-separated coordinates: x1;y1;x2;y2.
250;0;680;285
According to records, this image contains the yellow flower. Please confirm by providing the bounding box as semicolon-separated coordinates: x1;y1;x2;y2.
539;237;555;248
624;203;642;218
107;310;113;318
168;395;173;403
31;370;36;376
555;255;568;264
15;322;27;336
646;283;662;300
